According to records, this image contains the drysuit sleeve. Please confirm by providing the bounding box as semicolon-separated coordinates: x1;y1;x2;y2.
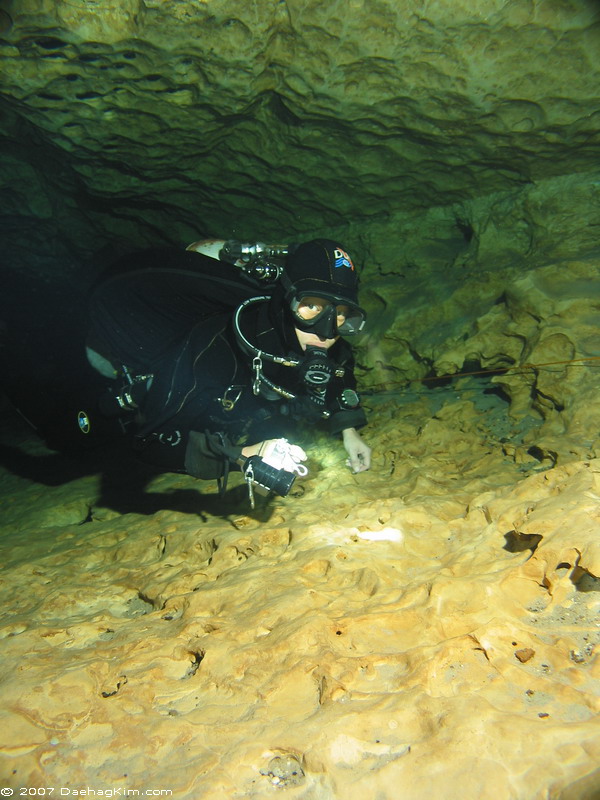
184;431;242;479
133;428;242;479
329;405;367;436
327;341;367;436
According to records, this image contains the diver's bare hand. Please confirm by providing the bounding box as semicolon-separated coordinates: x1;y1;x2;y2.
342;427;371;473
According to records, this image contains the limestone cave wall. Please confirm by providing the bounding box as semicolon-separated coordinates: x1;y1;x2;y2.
3;4;600;798
0;0;600;435
1;0;599;271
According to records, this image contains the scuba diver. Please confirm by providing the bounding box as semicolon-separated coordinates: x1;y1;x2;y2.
84;238;371;505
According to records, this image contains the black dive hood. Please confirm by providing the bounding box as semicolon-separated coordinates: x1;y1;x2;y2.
281;239;366;339
284;239;361;306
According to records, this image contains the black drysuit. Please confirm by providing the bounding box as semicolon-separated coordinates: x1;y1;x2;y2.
87;248;366;479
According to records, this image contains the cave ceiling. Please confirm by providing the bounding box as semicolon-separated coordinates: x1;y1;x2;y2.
0;0;599;277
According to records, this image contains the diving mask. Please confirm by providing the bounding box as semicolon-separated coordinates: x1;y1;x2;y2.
290;294;366;339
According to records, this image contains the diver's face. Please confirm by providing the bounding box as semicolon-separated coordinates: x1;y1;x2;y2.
294;327;338;351
291;296;348;350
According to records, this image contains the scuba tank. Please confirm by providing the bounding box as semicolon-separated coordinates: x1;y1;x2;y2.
186;239;293;284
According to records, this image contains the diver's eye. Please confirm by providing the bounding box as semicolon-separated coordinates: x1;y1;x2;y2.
296;298;326;320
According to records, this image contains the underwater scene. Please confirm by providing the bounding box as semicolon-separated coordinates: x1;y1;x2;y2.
0;1;599;798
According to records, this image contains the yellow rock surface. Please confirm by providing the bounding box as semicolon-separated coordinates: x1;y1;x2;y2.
1;289;598;798
0;1;599;797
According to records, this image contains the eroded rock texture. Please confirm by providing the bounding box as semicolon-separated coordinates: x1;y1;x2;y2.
1;3;600;798
2;367;600;799
1;0;599;273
